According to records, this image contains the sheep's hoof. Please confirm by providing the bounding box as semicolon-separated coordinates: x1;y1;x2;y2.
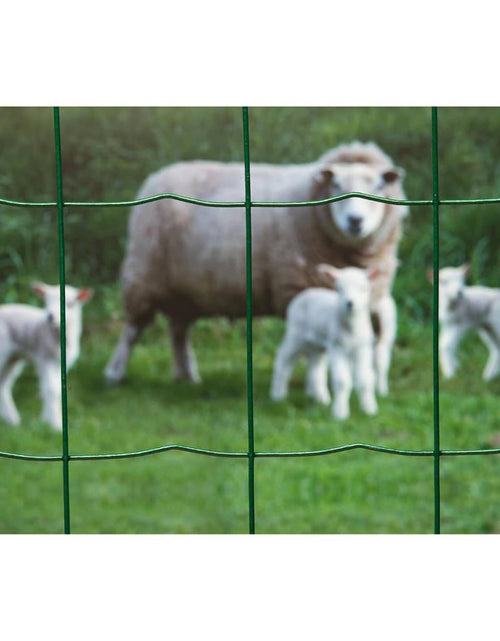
1;414;21;427
441;367;455;379
104;366;125;386
364;406;378;416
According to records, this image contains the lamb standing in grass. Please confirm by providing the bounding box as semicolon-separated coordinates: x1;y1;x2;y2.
270;265;378;420
431;265;500;380
0;283;93;430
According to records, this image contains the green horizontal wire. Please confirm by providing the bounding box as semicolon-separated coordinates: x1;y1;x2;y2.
4;193;500;211
1;443;499;462
0;192;423;209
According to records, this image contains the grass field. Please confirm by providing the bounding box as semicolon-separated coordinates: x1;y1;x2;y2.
1;107;499;533
1;309;499;534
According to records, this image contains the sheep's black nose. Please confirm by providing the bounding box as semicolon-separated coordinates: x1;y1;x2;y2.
346;300;353;311
348;215;362;235
47;312;54;324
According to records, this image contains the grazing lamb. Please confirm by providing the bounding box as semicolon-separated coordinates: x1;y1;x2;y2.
270;265;378;420
105;141;408;395
0;283;93;430
430;265;500;380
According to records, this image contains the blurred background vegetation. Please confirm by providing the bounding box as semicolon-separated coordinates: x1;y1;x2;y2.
0;107;499;533
2;107;500;318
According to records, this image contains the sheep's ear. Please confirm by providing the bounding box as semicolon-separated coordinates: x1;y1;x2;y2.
314;165;334;186
367;268;379;281
427;269;434;283
31;282;48;299
382;167;405;184
461;264;470;277
77;288;94;304
316;263;338;287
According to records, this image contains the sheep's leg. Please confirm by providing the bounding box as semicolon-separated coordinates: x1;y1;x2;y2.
270;338;303;401
353;345;378;416
372;295;397;396
0;357;24;426
169;318;201;383
329;347;352;420
36;358;63;431
479;328;500;381
439;324;466;379
305;350;331;405
105;322;146;384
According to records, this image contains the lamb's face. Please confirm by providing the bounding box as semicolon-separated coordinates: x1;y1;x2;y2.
320;163;403;240
438;266;467;314
333;267;372;315
31;283;93;328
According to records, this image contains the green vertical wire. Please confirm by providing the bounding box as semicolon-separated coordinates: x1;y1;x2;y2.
53;107;71;534
242;107;256;534
431;107;441;534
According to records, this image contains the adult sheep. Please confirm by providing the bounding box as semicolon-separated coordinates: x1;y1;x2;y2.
105;141;408;395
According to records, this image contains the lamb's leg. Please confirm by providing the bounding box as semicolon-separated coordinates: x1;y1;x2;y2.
305;350;331;405
329;347;352;420
439;324;466;379
0;357;24;426
169;318;200;383
270;338;302;401
105;322;146;385
372;295;397;397
353;345;378;416
478;328;500;381
36;359;63;431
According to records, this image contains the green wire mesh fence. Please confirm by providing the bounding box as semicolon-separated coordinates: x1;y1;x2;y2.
1;106;500;534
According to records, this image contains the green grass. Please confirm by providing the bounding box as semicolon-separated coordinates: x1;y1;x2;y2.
1;307;499;534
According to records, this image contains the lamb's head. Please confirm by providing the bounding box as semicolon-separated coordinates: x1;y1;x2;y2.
31;282;93;328
428;265;469;317
315;162;405;240
317;264;378;315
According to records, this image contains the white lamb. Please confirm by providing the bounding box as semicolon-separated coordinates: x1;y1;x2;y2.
0;283;93;430
270;265;379;420
431;265;500;380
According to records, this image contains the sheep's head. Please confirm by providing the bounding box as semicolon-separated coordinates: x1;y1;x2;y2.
316;264;378;314
315;162;405;240
31;282;93;328
429;265;469;315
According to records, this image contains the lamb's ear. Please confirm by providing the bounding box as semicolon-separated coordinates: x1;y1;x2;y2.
31;282;48;299
382;167;405;184
461;264;470;277
427;269;434;283
316;263;338;287
77;288;94;304
367;268;379;281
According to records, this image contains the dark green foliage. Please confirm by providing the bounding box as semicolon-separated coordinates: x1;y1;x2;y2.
2;106;500;298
